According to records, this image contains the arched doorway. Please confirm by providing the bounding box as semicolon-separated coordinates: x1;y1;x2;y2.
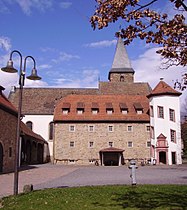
159;151;166;164
0;143;3;173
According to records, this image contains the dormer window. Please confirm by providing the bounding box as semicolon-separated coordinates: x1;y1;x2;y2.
134;103;143;114
92;102;99;114
106;103;113;114
62;103;70;115
119;103;128;114
77;102;84;114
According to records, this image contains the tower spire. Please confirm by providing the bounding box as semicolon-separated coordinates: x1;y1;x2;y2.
108;34;134;82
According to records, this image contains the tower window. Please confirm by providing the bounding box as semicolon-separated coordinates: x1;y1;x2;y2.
158;106;164;118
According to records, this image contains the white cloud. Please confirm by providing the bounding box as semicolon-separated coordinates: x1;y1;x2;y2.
133;47;187;111
84;40;117;48
0;37;11;52
53;68;99;88
52;52;80;63
59;1;72;9
0;0;53;15
38;64;52;69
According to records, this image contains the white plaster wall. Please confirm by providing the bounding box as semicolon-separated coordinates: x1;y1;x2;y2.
149;95;182;164
22;115;54;157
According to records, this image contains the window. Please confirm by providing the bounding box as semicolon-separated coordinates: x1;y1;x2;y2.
26;121;33;130
62;103;70;114
150;126;155;138
92;109;98;115
127;126;133;132
62;109;69;115
88;125;94;132
89;141;94;148
150;106;154;117
69;125;75;132
9;147;12;158
108;125;114;132
77;109;84;115
92;102;99;114
119;103;128;114
128;141;133;147
120;75;124;82
137;110;143;114
146;126;150;132
106;103;113;114
70;141;75;147
158;106;164;118
134;103;143;114
169;109;175;122
77;102;84;114
147;141;151;147
109;142;113;147
170;129;176;143
49;122;54;140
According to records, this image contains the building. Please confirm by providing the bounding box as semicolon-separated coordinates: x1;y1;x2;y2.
0;86;17;173
0;86;48;173
8;35;182;165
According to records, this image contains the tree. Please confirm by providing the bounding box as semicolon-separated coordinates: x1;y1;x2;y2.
90;0;187;69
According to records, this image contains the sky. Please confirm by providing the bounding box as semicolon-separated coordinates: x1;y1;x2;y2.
0;0;187;112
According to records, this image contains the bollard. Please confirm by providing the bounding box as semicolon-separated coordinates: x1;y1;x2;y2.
128;159;138;185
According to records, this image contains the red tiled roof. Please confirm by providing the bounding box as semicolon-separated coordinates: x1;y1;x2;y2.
147;81;181;98
0;87;18;115
54;94;150;122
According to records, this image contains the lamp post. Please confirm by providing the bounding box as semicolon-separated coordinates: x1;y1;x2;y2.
1;50;41;195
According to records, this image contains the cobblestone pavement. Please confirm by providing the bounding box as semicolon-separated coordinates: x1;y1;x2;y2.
1;163;187;198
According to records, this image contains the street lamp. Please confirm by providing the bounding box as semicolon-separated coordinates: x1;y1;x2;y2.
1;50;41;195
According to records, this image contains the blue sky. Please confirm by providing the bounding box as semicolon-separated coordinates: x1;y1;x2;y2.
0;0;186;109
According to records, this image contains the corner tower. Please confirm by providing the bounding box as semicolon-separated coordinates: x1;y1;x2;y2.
108;35;134;83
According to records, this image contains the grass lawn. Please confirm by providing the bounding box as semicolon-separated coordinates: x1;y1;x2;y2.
1;185;187;210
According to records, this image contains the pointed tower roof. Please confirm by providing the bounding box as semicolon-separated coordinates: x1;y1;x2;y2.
147;80;181;98
108;35;134;79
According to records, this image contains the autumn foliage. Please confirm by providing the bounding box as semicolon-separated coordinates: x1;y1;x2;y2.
90;0;187;68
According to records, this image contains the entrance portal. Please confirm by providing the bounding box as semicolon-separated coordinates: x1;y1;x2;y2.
0;143;3;173
159;151;166;164
100;147;124;166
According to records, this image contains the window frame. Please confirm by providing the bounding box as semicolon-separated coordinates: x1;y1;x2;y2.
169;108;175;122
146;141;151;147
70;141;75;147
150;105;154;117
170;129;176;143
88;125;95;132
69;125;75;132
127;125;133;132
49;122;54;140
108;125;114;132
127;141;133;148
158;106;164;119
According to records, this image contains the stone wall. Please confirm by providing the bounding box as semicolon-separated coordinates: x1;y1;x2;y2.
54;122;151;165
0;109;17;173
109;73;134;83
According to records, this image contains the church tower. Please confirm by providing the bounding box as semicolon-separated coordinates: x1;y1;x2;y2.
108;35;134;83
